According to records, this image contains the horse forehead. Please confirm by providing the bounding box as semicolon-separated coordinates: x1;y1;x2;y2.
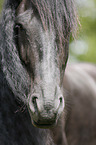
21;14;56;41
30;17;56;38
40;29;55;45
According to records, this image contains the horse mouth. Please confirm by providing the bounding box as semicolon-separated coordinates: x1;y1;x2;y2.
32;120;57;128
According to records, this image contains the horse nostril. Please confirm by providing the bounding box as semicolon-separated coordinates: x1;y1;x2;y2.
58;95;64;110
29;95;39;113
59;96;63;104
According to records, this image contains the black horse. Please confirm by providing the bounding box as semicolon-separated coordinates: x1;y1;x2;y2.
0;0;96;145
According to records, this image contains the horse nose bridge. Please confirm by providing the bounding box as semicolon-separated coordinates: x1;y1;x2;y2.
42;82;57;97
41;83;63;100
38;84;64;111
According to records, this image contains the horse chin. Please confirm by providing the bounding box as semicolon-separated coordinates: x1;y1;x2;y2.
28;101;60;129
32;120;57;129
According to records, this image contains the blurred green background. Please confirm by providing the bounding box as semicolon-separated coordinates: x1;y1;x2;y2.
69;0;96;63
0;0;3;13
0;0;96;63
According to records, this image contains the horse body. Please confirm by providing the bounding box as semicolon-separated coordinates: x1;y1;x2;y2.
64;63;96;145
51;63;96;145
0;0;96;145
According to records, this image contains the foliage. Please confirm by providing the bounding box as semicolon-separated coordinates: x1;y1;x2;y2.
0;0;3;13
69;0;96;63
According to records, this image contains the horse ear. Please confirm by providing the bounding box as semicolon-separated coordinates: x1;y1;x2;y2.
16;0;31;16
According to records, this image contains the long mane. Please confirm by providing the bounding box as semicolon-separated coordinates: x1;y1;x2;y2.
30;0;78;50
31;0;78;36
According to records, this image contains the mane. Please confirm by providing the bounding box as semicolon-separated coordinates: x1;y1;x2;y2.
0;0;30;102
31;0;78;36
31;0;78;45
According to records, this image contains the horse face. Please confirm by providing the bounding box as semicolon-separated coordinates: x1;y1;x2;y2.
16;0;69;128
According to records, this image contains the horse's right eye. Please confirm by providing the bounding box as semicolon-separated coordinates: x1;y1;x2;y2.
15;23;21;29
15;23;25;32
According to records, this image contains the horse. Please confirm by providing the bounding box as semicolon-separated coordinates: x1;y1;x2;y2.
0;0;96;145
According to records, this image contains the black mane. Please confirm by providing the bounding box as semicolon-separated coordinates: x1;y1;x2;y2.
31;0;78;35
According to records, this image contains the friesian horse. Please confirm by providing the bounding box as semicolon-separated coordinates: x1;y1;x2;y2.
0;0;96;145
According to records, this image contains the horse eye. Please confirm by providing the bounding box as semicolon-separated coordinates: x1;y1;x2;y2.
15;23;25;32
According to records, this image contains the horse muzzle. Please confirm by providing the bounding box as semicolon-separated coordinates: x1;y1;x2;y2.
28;86;64;128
